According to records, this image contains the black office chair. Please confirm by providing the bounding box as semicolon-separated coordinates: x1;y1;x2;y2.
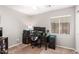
30;31;41;48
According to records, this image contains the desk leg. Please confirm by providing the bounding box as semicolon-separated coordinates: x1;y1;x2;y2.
0;40;3;54
45;38;47;50
45;42;47;50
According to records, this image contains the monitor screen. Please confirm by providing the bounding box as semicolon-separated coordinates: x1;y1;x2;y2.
34;27;46;32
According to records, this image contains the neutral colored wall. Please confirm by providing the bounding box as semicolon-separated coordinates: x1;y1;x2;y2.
31;7;75;49
75;6;79;52
0;6;31;47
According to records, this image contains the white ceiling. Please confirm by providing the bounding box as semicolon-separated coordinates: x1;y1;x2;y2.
6;5;73;15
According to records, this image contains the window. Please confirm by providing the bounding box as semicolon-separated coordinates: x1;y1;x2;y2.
51;16;70;34
60;23;70;34
51;23;59;33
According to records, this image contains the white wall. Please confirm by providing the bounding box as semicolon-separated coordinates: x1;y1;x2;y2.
75;6;79;52
31;7;75;49
0;6;31;47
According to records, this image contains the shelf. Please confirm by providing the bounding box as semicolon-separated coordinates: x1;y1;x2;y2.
0;37;8;54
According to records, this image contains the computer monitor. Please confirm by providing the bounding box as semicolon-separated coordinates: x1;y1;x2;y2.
34;27;46;32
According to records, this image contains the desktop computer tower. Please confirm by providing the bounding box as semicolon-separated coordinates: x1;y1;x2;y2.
48;35;56;49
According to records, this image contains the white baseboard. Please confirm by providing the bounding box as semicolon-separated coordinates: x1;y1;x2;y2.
56;45;75;50
9;42;22;48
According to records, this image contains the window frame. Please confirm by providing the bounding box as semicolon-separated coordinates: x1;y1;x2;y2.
50;15;71;35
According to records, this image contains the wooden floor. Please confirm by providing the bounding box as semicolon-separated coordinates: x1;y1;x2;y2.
9;44;76;54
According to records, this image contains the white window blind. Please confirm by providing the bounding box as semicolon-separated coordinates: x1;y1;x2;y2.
51;15;70;34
